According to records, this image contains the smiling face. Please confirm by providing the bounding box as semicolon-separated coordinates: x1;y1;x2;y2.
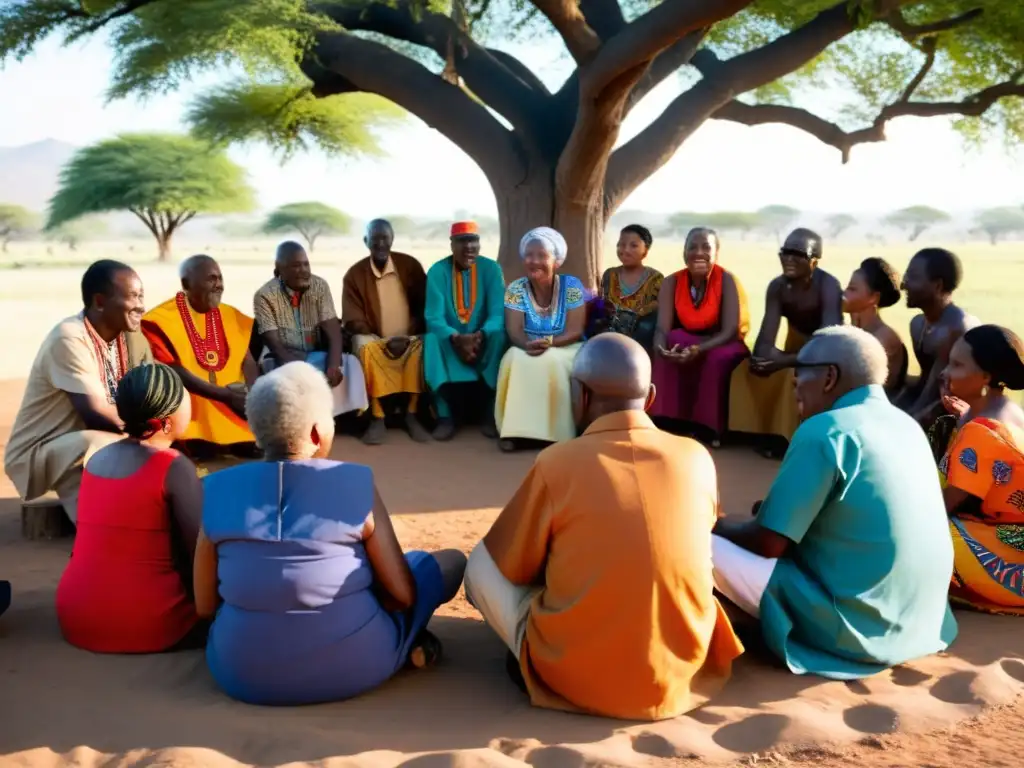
684;230;718;279
365;222;394;266
523;239;557;281
276;247;311;292
843;269;877;314
616;230;648;268
182;258;224;313
900;254;935;309
451;236;481;271
98;268;145;333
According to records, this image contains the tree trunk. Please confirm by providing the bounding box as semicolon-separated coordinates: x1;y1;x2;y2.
492;169;606;290
156;233;173;262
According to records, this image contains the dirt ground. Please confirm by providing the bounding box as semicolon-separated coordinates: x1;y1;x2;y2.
0;376;1021;768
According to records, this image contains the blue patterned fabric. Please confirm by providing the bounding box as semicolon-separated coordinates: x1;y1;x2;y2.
504;275;586;339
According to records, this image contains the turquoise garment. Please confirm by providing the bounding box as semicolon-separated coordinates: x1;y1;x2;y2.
424;256;507;418
504;275;586;339
757;385;958;680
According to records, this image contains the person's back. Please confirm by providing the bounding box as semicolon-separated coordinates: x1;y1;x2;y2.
524;414;742;719
203;459;403;704
759;386;957;676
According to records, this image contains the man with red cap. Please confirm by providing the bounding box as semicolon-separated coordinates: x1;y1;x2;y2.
423;221;507;441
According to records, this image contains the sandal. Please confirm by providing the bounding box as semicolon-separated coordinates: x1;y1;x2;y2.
408;630;443;669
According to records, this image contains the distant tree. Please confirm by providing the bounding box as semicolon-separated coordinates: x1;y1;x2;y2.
883;206;951;242
47;133;255;262
826;213;858;239
974;207;1024;245
0;204;38;252
47;217;108;251
757;205;801;241
666;211;700;237
262;202;351;251
703;212;761;239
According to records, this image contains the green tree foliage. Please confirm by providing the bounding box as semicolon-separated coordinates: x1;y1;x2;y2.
883;205;951;241
47;133;256;261
47;216;109;251
974;207;1024;244
756;205;801;241
826;213;858;238
262;201;351;251
0;204;38;252
4;1;1024;283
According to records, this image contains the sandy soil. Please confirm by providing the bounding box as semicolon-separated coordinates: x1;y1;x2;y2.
0;377;1021;768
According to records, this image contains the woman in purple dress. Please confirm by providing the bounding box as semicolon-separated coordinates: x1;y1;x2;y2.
193;361;466;705
650;228;750;445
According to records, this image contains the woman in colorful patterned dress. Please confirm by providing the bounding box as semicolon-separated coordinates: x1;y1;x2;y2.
494;227;587;452
936;324;1024;614
650;227;750;445
598;224;664;352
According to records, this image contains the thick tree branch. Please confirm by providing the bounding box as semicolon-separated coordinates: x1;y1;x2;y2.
886;7;983;40
310;31;523;185
321;1;544;133
578;0;626;40
625;29;706;114
531;0;602;62
129;207;159;239
581;0;753;98
898;36;937;103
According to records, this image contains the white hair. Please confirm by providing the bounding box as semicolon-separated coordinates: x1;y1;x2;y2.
245;362;335;458
519;226;568;266
798;325;888;389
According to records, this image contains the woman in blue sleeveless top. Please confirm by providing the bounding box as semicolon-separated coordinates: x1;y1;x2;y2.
193;361;467;705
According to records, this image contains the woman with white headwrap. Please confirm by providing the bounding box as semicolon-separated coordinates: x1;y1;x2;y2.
494;227;587;452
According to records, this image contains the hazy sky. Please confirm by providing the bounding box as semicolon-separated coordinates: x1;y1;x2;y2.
3;30;1023;219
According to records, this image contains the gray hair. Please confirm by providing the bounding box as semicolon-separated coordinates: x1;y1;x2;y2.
797;325;888;389
245;362;335;458
178;253;215;281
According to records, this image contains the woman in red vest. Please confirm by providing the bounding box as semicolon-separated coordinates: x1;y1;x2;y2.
650;228;751;446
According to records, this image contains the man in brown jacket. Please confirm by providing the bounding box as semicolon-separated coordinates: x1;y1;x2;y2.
342;218;430;445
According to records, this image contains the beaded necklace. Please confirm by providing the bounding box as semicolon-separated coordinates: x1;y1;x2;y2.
453;262;478;324
83;313;128;404
175;291;228;384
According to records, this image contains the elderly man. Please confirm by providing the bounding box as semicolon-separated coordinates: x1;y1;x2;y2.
713;326;957;679
342;218;429;445
895;247;977;430
465;334;743;720
5;260;153;523
253;241;368;419
141;254;258;452
424;221;506;441
729;228;843;455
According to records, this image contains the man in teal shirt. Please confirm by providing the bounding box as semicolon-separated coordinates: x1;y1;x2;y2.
424;221;506;441
712;325;957;679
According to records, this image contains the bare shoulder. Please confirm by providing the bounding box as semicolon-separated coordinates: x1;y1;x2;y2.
816;268;842;291
765;274;786;297
948;304;977;332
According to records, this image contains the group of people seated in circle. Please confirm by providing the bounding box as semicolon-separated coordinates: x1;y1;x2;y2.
3;214;1024;719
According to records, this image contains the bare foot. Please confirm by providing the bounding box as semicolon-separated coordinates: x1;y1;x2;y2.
406;413;431;443
408;630;443;669
362;418;387;446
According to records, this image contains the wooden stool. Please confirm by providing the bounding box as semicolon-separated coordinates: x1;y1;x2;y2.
21;497;74;540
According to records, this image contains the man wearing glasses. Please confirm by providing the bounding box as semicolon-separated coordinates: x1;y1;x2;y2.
712;325;957;681
728;228;843;457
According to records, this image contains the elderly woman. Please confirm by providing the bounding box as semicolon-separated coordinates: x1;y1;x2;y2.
194;362;466;705
712;326;957;679
934;325;1024;614
843;257;907;395
650;227;750;445
597;224;664;351
494;227;587;453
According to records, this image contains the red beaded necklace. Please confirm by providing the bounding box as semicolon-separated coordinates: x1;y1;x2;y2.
175;291;227;374
83;314;128;404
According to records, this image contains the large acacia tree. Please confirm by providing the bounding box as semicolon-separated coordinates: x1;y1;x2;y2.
5;1;1022;283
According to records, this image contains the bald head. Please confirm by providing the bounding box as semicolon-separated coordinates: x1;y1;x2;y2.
179;253;224;312
573;334;652;403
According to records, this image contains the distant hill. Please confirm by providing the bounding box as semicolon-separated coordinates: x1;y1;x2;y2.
0;139;78;213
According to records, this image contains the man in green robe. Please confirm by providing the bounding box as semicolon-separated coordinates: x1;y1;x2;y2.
424;221;506;441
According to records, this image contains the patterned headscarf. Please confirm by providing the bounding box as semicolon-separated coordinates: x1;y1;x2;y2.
519;227;568;267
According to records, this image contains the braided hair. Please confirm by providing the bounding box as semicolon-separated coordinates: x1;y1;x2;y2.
115;363;185;440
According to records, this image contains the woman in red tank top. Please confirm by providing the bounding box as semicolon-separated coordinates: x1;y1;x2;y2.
57;363;207;653
650;228;751;445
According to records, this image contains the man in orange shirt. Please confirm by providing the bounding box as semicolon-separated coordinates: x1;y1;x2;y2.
465;334;743;720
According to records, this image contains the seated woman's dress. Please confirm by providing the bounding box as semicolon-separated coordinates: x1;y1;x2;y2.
495;275;585;444
56;448;203;653
651;266;750;437
202;458;447;705
940;417;1024;614
599;267;663;351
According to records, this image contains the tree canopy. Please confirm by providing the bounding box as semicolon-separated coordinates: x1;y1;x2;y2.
825;213;858;238
262;201;352;250
974;206;1024;244
47;133;256;261
883;205;951;241
47;217;109;251
5;0;1024;283
0;204;38;252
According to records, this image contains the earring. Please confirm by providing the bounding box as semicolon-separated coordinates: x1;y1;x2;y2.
162;420;172;434
981;386;989;398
